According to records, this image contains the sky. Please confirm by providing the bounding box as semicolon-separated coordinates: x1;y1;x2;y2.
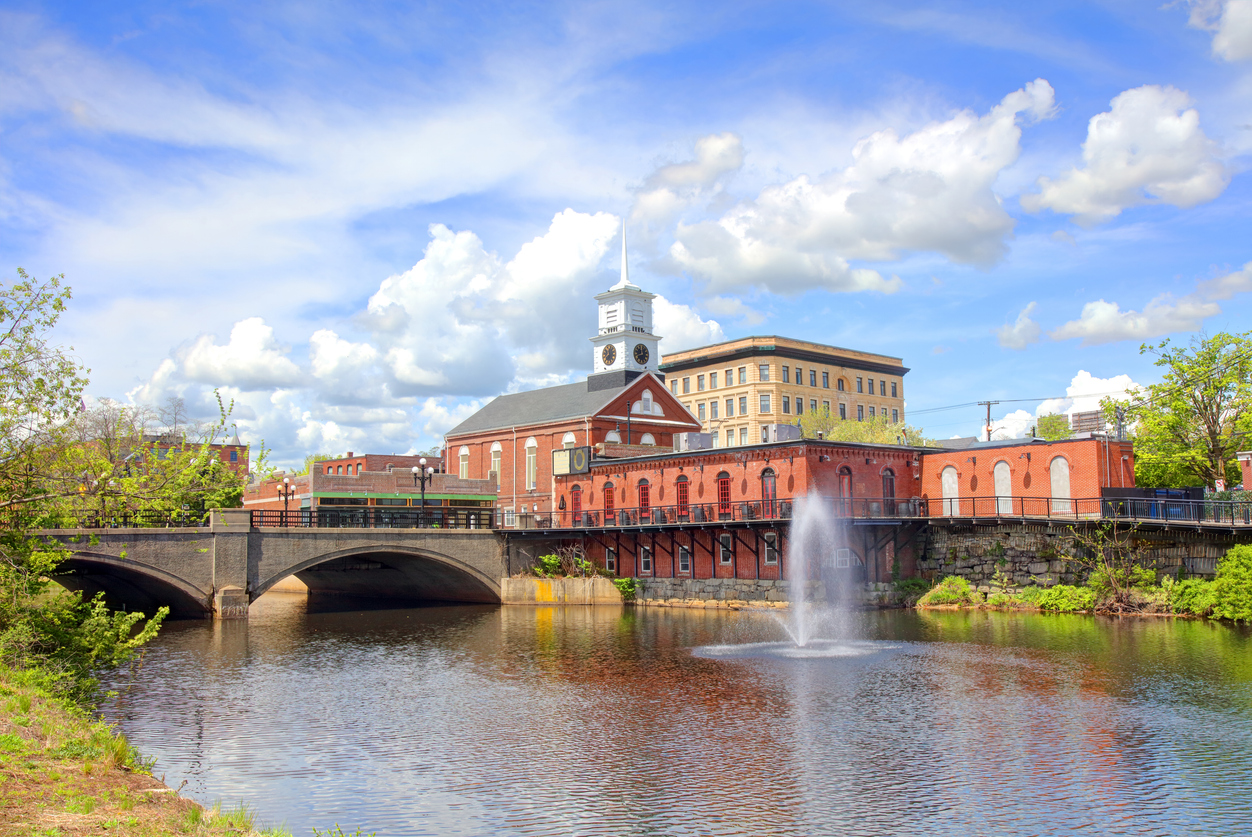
2;0;1251;468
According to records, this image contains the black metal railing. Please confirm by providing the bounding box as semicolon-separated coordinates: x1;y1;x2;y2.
1101;496;1252;526
250;508;494;530
34;510;212;529
511;497;928;530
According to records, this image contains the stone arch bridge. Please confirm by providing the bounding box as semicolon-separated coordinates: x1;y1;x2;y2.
40;510;509;618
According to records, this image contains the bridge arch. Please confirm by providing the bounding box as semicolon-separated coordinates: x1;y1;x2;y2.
54;551;213;618
254;544;501;604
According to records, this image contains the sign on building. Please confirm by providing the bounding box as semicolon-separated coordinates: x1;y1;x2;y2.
552;446;591;476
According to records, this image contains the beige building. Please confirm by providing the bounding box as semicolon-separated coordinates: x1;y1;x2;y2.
659;336;908;447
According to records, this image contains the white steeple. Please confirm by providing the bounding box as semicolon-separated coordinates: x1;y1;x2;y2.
588;220;661;388
610;219;639;291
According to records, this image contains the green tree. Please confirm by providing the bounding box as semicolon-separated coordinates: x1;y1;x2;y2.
1120;331;1252;489
291;452;341;476
1036;413;1072;441
796;407;933;446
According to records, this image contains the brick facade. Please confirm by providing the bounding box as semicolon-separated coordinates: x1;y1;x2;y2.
1238;451;1251;489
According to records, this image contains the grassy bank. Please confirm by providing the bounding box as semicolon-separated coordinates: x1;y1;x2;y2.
0;665;296;837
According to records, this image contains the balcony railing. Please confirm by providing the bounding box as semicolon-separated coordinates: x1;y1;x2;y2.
250;508;494;530
511;497;928;530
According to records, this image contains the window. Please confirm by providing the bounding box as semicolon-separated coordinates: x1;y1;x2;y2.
941;466;959;515
712;434;720;448
490;442;502;484
836;377;844;391
868;378;874;394
640;546;652;575
739;396;748;415
760;394;771;413
670;379;678;394
719;533;733;565
356;463;362;475
994;461;1012;515
605;430;621;443
717;471;732;517
811;399;818;413
761;467;777;517
638;479;651;516
857;377;863;393
726;398;734;417
892;381;898;398
641;389;653;413
880;380;887;396
727;429;735;447
835;549;851;569
811;370;818;387
697;374;705;391
606;548;617;573
326;466;332;475
562;432;577;450
739;367;747;384
838;403;845;419
676;475;690;516
764;533;778;564
710;400;719;419
761;426;769;444
795;366;802;384
726;368;734;386
604;482;615;520
1050;457;1072;514
782;396;790;414
838;466;853;515
683;377;690;394
759;364;770;382
525;437;538;489
795;397;803;415
337;465;343;474
882;468;896;514
739;427;748;445
640;433;656;445
459;445;470;479
824;372;831;388
698;403;706;421
710;371;718;388
229;450;238;463
781;366;790;383
869;406;876;418
571;485;582;517
857;405;864;421
679;545;691;573
892;409;899;423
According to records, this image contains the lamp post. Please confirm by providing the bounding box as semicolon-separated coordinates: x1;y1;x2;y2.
277;476;297;526
412;459;435;527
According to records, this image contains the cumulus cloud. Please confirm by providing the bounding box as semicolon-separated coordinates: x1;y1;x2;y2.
1048;294;1220;345
180;318;302;389
653;297;725;353
1197;260;1252;299
990;370;1140;439
1187;0;1252;61
1022;85;1228;225
630;133;744;245
996;301;1041;349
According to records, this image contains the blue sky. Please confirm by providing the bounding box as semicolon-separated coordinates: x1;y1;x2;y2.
2;0;1251;466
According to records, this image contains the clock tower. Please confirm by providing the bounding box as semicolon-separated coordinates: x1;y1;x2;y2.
587;223;662;392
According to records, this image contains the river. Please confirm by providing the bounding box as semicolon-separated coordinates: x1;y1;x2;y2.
102;594;1252;836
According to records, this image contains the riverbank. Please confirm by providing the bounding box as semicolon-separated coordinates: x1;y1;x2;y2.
0;665;293;836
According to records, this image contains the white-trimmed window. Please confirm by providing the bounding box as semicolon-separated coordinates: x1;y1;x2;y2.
640;546;652;574
525;437;538;489
490;442;502;484
562;432;577;450
641;389;654;413
458;445;470;479
719;533;733;565
764;533;778;564
1051;456;1072;514
606;548;617;573
679;545;691;574
605;430;621;443
640;433;656;445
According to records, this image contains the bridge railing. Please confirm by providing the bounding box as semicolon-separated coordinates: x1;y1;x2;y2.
30;510;212;529
250;508;495;530
511;497;929;530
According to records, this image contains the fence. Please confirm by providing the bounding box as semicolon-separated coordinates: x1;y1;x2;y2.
250;507;493;530
32;510;212;529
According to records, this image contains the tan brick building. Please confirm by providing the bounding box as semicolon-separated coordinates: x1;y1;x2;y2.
659;336;908;446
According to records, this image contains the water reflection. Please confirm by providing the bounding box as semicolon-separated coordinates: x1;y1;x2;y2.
103;597;1252;836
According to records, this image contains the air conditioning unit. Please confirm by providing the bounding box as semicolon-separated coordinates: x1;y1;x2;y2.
762;424;803;443
674;432;714;452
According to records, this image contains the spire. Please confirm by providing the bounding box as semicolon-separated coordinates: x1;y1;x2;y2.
611;219;639;290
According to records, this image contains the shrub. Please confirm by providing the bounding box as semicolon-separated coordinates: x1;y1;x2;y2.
1213;545;1252;623
612;578;636;601
1170;578;1217;617
986;592;1023;608
1021;584;1095;613
893;578;932;606
917;576;979;607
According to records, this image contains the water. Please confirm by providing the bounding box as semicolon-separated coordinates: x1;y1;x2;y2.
102;596;1252;836
772;496;849;648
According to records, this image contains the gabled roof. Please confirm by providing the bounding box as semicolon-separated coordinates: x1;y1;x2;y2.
446;373;697;438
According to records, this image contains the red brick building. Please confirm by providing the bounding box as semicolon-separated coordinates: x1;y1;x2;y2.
310;451;442;477
1238;451;1251;489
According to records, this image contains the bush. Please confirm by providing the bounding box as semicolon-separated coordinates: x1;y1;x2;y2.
917;576;979;607
1170;578;1217;617
894;578;933;606
1213;544;1252;623
612;578;636;601
1020;584;1095;613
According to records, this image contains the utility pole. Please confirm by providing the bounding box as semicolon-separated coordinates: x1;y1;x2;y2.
978;400;1000;442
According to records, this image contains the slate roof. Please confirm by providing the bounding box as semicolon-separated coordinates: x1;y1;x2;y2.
446;381;627;437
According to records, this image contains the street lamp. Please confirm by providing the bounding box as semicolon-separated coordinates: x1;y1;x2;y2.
412;458;435;527
277;476;297;526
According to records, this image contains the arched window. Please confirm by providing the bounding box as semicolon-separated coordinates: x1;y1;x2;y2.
716;471;732;518
941;465;959;516
326;465;332;475
570;484;582;519
603;481;616;522
994;460;1013;515
355;463;362;475
525;437;538;489
562;432;577;450
761;468;777;518
336;465;343;474
1050;457;1072;515
490;442;502;485
838;466;853;516
640;433;656;445
605;430;622;443
459;445;470;479
640;389;653;414
676;475;690;518
882;468;896;515
638;478;651;518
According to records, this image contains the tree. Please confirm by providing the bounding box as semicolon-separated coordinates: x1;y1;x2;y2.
291;452;340;476
1121;331;1252;489
1035;413;1072;441
796;407;933;446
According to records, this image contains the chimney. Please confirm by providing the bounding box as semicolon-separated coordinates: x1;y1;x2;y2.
347;451;354;458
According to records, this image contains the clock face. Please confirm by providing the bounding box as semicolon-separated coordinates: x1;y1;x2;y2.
633;343;650;365
601;344;616;366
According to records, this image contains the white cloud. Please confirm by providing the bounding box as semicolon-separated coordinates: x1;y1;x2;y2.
630;133;745;245
703;295;767;326
1022;85;1228;225
1197;260;1252;299
990;370;1139;439
669;80;1056;292
1187;0;1252;61
996;301;1041;349
1048;294;1220;345
653;297;725;354
180;318;302;390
